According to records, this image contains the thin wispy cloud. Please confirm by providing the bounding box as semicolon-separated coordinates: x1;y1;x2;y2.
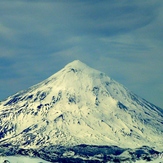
0;0;163;107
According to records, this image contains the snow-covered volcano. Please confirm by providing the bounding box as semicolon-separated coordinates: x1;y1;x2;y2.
0;60;163;151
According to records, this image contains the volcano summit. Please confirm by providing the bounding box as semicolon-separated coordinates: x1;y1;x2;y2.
0;60;163;153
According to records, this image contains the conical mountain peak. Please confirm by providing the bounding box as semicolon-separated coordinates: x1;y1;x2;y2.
0;60;163;151
63;60;96;73
45;60;103;86
65;60;88;69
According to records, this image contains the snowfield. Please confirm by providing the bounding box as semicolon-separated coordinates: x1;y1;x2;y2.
0;154;162;163
0;155;51;163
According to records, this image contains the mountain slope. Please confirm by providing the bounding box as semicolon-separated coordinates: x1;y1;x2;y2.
0;60;162;151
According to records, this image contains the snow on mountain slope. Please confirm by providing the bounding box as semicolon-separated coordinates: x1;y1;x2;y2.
0;60;163;151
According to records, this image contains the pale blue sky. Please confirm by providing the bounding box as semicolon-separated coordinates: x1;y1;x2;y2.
0;0;163;108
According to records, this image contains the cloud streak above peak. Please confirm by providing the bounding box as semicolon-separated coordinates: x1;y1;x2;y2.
0;0;163;108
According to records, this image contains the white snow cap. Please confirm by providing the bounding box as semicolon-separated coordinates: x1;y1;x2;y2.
62;60;102;76
65;60;87;68
64;60;94;71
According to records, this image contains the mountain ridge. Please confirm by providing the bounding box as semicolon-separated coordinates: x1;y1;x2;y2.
0;60;162;151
